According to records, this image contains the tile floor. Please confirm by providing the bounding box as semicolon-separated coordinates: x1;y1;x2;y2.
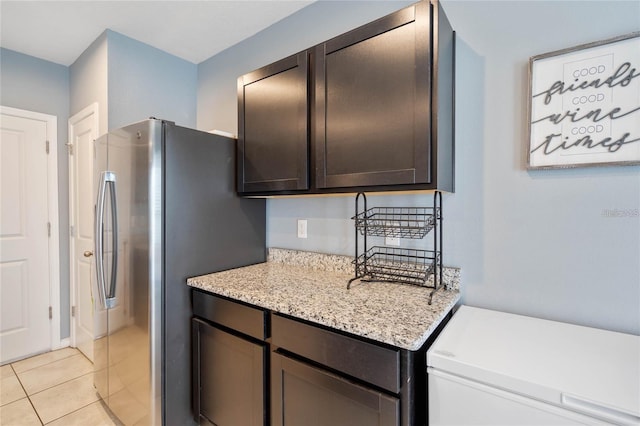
0;348;118;425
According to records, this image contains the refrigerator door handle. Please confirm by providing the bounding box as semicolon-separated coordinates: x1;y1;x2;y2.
94;171;108;309
106;174;118;308
95;171;117;310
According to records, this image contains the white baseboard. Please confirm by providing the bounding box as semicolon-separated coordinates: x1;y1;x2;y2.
53;338;71;350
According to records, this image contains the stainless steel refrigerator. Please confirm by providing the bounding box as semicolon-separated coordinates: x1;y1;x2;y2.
92;119;266;425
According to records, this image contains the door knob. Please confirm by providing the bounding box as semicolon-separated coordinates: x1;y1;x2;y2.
83;251;93;257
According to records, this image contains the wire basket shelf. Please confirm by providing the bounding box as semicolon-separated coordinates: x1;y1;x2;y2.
348;192;444;304
351;207;439;239
353;246;439;287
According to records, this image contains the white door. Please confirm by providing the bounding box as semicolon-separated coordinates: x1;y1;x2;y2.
0;111;52;363
69;104;99;361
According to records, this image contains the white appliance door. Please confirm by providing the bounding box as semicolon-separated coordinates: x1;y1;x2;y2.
428;368;611;425
427;305;640;425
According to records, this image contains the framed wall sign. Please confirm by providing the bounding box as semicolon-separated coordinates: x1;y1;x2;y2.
527;32;640;169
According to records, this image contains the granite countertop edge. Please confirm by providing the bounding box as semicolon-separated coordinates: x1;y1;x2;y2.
188;248;461;351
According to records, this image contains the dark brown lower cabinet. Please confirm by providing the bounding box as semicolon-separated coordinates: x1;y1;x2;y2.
271;352;399;426
192;318;266;426
191;289;454;426
191;289;268;426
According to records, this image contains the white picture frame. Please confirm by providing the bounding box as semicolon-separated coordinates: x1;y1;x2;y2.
527;32;640;169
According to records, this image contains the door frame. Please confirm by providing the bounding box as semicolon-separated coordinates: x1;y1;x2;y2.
0;105;61;351
68;102;99;351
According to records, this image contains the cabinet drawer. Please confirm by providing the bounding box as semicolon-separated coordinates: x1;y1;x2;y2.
192;290;266;340
271;352;399;426
271;314;400;393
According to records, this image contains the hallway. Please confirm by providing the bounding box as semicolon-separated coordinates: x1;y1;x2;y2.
0;348;116;425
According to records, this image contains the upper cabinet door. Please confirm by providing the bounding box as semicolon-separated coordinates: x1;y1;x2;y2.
238;52;309;193
314;3;431;189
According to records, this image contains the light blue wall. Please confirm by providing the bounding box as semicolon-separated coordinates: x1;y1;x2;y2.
67;28;198;340
70;29;197;133
1;47;71;338
107;30;197;130
441;0;640;336
197;1;413;133
70;32;108;135
197;1;640;336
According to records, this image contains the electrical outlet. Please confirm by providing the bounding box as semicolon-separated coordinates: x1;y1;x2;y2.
385;236;400;246
297;219;308;239
385;222;400;246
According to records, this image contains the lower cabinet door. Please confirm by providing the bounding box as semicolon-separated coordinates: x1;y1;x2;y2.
271;352;399;426
192;318;266;426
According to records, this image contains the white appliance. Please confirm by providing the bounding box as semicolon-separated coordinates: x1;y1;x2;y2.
427;305;639;425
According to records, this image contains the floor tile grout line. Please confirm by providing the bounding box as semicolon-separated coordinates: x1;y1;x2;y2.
5;348;105;425
15;352;91;396
9;364;45;425
11;354;93;425
9;363;29;400
26;395;45;426
10;348;80;375
26;370;96;399
24;369;98;425
0;366;22;408
77;350;92;364
40;398;101;426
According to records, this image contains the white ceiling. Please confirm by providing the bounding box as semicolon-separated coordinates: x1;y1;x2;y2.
0;1;314;66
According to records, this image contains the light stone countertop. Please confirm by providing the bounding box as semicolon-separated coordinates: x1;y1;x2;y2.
187;249;460;351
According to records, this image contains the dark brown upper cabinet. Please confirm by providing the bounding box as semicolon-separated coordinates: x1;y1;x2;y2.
237;52;309;193
315;3;430;189
237;0;454;195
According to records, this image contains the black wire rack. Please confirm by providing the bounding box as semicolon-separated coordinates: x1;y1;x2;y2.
354;247;440;286
352;207;438;239
348;192;444;304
